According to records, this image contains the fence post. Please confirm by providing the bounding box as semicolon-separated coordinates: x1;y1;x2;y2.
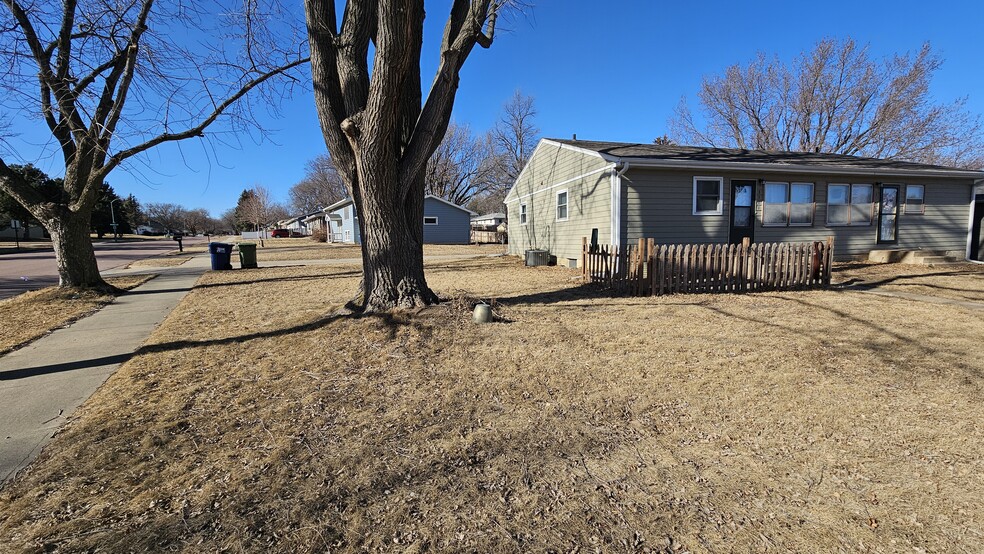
582;237;587;281
824;236;834;287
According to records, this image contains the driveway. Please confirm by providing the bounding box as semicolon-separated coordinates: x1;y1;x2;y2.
0;237;205;300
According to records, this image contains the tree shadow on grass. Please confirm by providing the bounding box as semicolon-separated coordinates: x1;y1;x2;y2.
0;353;134;381
190;269;364;290
136;309;413;357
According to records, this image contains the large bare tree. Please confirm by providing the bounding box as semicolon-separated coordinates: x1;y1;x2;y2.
144;202;187;233
424;122;496;206
304;0;509;311
288;153;347;214
0;0;307;289
491;89;539;184
670;39;984;168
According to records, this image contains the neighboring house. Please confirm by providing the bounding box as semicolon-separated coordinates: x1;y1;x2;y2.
320;195;475;245
505;138;984;265
280;215;310;236
302;211;327;234
136;222;166;235
323;198;361;243
0;220;45;239
471;212;507;228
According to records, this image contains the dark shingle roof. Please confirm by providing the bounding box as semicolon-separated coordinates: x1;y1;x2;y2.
549;139;984;178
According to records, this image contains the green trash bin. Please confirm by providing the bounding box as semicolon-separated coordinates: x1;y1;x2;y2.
238;242;258;269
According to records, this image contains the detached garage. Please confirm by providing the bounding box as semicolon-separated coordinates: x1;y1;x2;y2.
422;195;476;244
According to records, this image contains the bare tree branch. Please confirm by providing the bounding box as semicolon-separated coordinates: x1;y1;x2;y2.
670;38;984;168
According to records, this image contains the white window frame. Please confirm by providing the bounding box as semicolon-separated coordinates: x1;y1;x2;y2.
904;184;926;215
343;229;352;241
763;182;815;227
826;183;874;226
556;189;569;222
519;203;528;225
423;216;439;225
692;176;724;215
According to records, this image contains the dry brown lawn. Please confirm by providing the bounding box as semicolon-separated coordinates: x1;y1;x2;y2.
834;261;984;303
0;259;982;552
0;274;154;355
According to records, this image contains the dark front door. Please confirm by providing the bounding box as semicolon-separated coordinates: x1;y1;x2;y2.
971;195;984;261
877;185;900;244
730;180;755;244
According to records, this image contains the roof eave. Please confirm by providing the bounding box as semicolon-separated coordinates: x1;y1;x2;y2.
615;157;984;180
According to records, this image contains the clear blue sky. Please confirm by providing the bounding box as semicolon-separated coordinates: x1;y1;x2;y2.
7;0;984;216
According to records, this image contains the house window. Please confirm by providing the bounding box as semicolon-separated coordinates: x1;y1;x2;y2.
693;177;723;215
343;206;350;220
556;190;569;221
519;203;528;225
763;182;814;226
905;185;925;214
827;184;873;226
423;216;438;225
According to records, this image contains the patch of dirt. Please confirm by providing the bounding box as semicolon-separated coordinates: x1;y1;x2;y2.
1;259;982;552
0;274;155;355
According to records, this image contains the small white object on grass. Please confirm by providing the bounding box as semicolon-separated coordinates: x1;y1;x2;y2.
473;302;492;324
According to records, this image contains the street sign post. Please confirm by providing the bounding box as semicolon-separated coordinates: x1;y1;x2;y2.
10;219;20;249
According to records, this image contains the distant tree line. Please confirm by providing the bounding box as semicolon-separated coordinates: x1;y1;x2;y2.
0;165;224;237
0;164;145;237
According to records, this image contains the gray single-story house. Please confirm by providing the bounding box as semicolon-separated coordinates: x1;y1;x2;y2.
505;138;984;265
316;194;475;245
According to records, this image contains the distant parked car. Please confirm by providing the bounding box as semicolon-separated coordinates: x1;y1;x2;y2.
270;229;289;238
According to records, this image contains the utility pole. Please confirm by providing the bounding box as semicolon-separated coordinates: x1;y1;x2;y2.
109;198;120;242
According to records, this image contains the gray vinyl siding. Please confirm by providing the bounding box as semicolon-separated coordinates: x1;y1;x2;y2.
422;198;471;244
750;175;971;258
506;141;612;264
621;169;973;259
623;169;731;246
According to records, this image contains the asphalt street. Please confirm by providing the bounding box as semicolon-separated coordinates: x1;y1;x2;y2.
0;237;205;300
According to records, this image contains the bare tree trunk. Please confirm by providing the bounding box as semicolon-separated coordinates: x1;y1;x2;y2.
44;210;109;289
355;149;437;311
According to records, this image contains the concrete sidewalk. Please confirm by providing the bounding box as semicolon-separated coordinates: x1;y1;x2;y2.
0;254;211;483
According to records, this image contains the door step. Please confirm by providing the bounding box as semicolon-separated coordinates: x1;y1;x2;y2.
868;249;962;264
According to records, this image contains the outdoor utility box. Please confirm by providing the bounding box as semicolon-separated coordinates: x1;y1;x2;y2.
208;242;233;271
525;249;550;267
238;242;258;269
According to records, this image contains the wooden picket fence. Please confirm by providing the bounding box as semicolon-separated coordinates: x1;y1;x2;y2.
582;237;834;295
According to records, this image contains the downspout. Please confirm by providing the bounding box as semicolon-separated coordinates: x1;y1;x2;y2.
611;161;630;248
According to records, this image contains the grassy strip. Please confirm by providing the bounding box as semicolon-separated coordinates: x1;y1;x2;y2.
125;255;192;269
1;260;982;552
0;274;155;355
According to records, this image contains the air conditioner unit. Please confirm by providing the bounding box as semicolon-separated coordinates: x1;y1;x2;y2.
525;249;550;267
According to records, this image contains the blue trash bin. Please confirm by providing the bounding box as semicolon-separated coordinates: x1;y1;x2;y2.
208;242;233;270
